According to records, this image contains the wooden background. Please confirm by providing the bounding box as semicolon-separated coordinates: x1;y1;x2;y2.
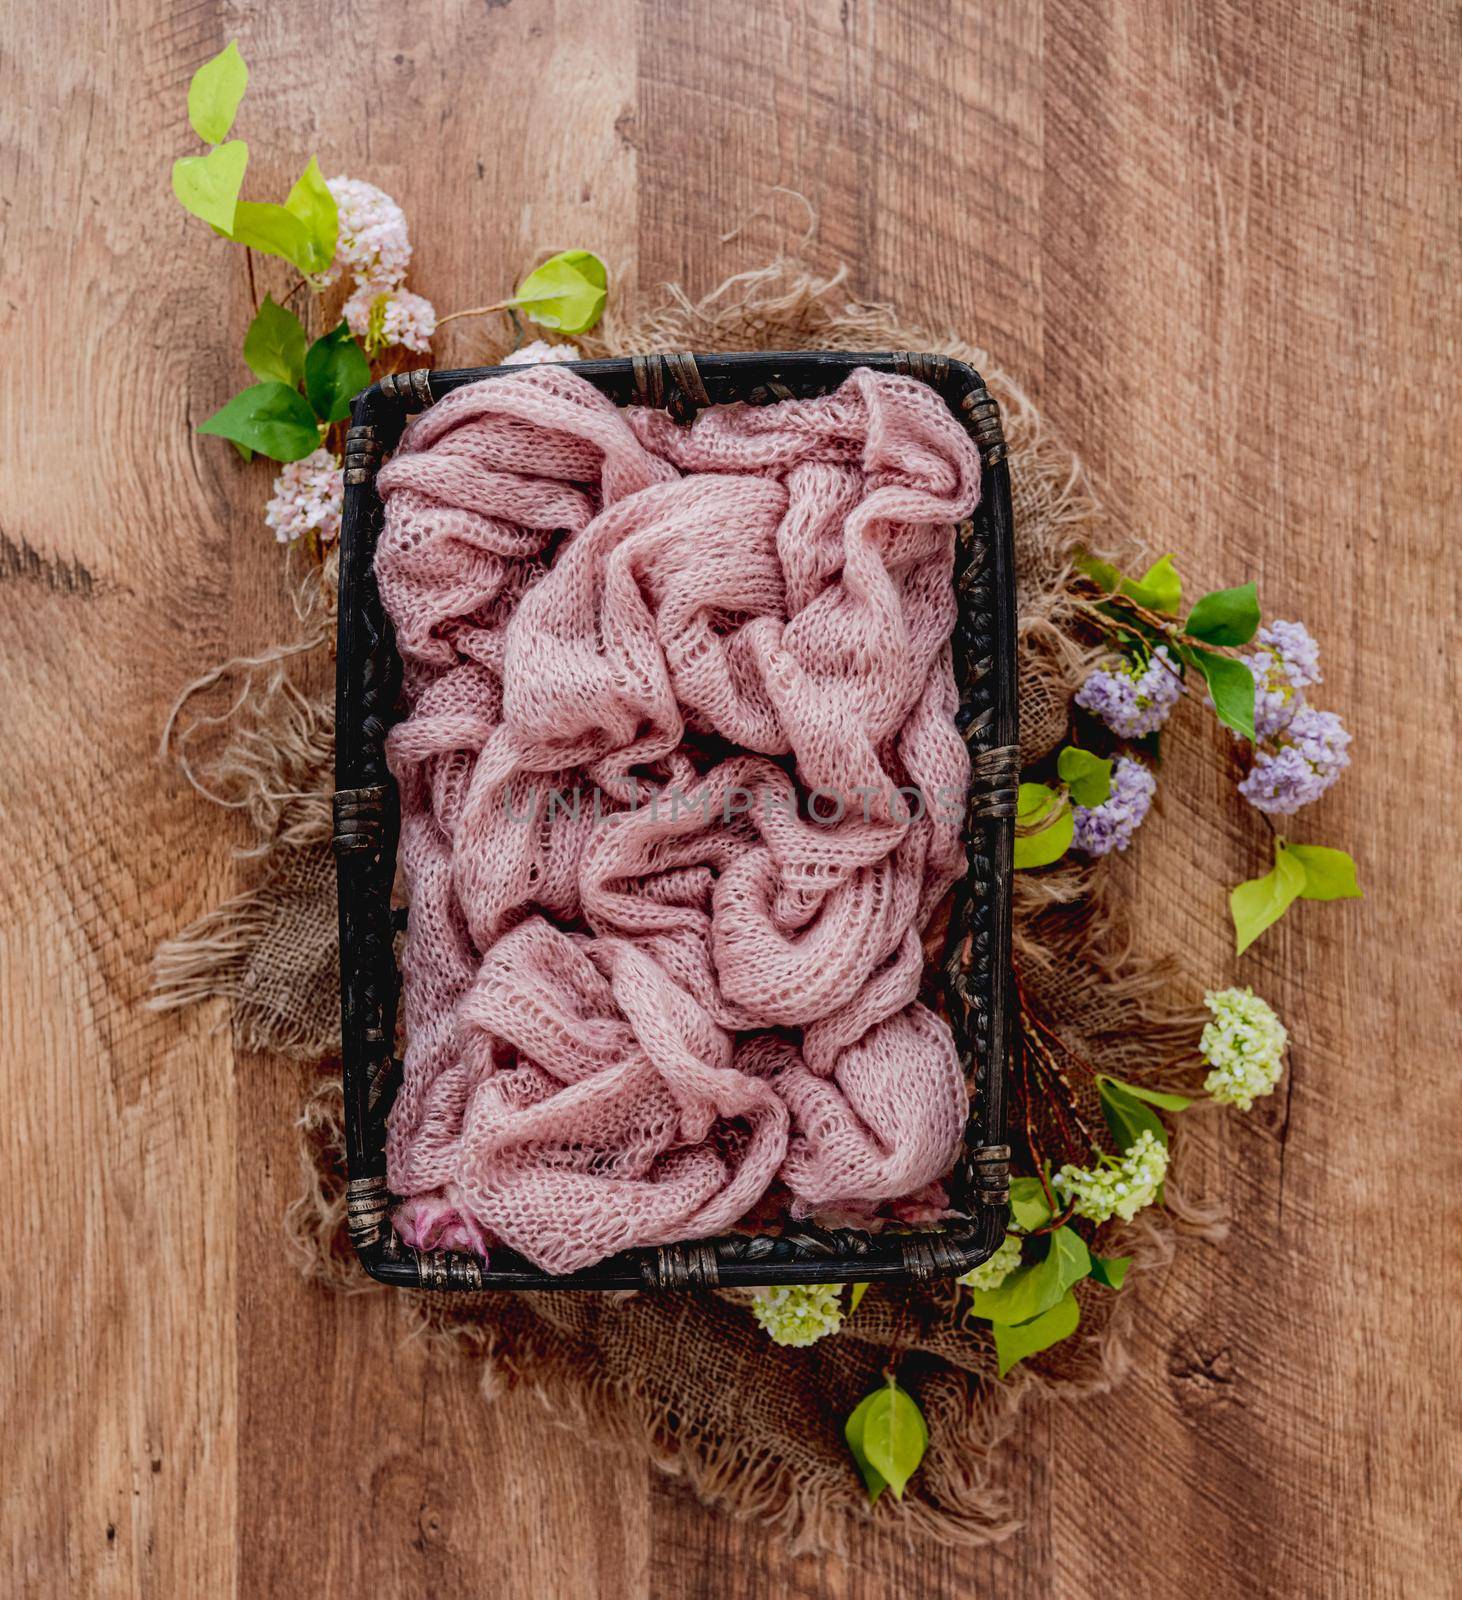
2;2;1457;1595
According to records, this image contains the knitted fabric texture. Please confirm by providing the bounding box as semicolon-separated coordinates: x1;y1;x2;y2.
156;262;1217;1552
374;365;982;1273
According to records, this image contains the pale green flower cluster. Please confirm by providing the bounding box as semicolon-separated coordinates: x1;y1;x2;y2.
751;1284;845;1347
1052;1130;1168;1224
1200;986;1288;1110
957;1231;1023;1291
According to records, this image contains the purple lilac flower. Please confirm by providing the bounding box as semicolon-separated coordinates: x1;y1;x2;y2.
1242;619;1323;740
1258;620;1322;688
1074;646;1184;739
1072;756;1156;855
1238;706;1352;815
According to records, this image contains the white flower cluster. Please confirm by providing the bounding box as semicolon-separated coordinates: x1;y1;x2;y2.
264;446;343;545
957;1231;1023;1291
1200;986;1288;1110
326;176;436;354
1053;1130;1168;1224
750;1284;845;1347
504;339;583;366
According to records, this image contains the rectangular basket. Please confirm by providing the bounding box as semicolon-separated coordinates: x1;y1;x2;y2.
334;350;1017;1290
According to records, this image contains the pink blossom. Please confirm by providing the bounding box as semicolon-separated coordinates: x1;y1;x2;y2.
325;176;412;289
263;448;341;545
343;283;438;355
504;339;583;366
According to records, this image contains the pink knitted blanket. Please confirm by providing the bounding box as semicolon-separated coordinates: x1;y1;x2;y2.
375;365;983;1273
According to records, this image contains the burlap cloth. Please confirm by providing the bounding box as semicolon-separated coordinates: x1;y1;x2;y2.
152;263;1218;1552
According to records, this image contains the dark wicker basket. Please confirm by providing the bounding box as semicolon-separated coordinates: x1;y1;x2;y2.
334;351;1017;1290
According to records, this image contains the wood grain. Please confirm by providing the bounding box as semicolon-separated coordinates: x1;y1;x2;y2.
2;2;1456;1595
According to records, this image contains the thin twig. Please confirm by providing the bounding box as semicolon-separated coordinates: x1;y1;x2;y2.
1072;590;1245;688
1020;1021;1101;1155
436;299;513;328
1071;582;1182;638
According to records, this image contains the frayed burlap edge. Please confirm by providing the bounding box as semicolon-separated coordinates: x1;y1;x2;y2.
149;545;341;1059
159;259;1224;1554
284;1074;1223;1556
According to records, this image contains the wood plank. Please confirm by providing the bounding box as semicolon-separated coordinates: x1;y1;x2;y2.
1;0;248;1588
220;3;647;1597
235;1056;652;1600
2;0;1457;1595
1039;6;1460;1596
638;4;1054;1594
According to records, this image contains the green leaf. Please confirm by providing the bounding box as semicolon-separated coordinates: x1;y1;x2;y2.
1099;1078;1168;1152
242;295;307;387
993;1290;1081;1377
1287;843;1364;902
1097;1075;1193;1112
1043;1225;1091;1293
851;1382;928;1502
226;200;317;274
1122;554;1183;615
282;156;338;273
512;248;608;334
1231;839;1308;955
187;40;248;145
197;380;320;462
1090;1254;1132;1291
1013;782;1074;870
1008;1177;1054;1232
304;322;371;423
849;1282;869;1314
969;1225;1091;1325
1057;746;1113;808
172;139;249;232
968;1260;1061;1326
843;1391;889;1504
1187;645;1256;741
1184;582;1260;647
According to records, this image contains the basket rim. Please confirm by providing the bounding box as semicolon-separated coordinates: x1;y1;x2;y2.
333;349;1017;1291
